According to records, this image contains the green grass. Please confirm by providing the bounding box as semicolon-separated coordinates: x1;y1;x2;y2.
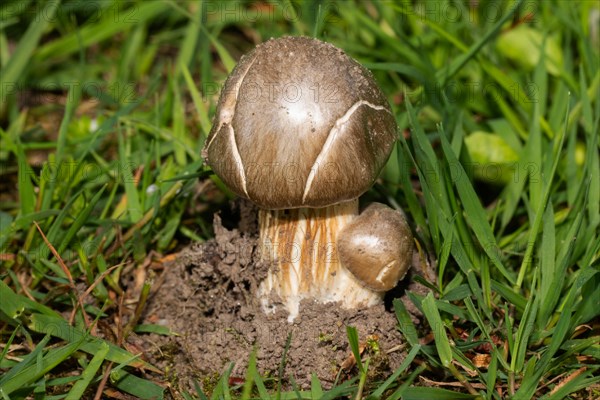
1;0;599;399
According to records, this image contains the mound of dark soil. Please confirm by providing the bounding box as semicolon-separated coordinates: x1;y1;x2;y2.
142;201;435;392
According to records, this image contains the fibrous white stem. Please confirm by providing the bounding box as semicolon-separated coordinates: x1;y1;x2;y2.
257;199;383;321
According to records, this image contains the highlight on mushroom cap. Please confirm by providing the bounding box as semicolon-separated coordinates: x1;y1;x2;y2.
203;36;398;210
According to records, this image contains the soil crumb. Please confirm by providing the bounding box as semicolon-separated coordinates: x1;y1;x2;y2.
143;200;434;393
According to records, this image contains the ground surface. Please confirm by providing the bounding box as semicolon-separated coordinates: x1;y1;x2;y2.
143;201;434;391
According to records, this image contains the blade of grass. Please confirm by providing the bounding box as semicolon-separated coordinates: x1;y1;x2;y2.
242;348;269;400
310;373;323;399
175;2;203;79
199;24;235;73
117;22;146;82
386;365;426;400
544;373;600;400
367;344;421;399
31;185;90;266
516;95;570;288
515;266;598;398
437;227;453;292
422;293;479;395
254;369;271;400
584;121;600;229
510;287;539;375
57;186;106;255
491;279;526;311
572;271;600;328
65;342;109;400
0;280;59;317
280;0;305;35
276;332;293;400
211;364;233;400
181;63;211;138
287;375;303;400
402;99;445;250
110;367;165;400
1;112;35;217
422;293;452;368
393;298;420;348
0;0;60;105
0;335;51;387
433;0;524;86
117;125;142;222
28;313;157;371
401;387;477;400
38;82;81;214
33;220;75;290
171;73;188;166
74;76;160;166
318;378;357;400
439;132;515;284
537;202;560;328
0;339;81;397
0;325;20;368
355;358;370;400
485;351;498;400
346;326;364;374
33;2;169;62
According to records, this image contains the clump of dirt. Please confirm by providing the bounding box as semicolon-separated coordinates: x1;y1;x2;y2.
143;200;434;393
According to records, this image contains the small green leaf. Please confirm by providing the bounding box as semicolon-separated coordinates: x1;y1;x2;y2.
497;26;563;76
464;131;519;185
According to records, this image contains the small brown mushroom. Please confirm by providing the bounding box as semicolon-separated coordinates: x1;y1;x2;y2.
202;36;404;319
338;203;413;291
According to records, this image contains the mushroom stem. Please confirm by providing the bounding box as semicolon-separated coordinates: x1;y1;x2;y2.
257;199;383;320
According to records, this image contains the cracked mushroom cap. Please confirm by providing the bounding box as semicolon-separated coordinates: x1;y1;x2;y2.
338;203;413;291
202;36;397;209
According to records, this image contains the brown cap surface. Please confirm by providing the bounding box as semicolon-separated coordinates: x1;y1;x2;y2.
203;36;397;209
338;203;413;291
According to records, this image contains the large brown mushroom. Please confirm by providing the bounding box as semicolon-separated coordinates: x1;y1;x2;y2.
203;36;412;320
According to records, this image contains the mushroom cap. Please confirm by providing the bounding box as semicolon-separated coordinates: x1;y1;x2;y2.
337;203;413;291
202;36;397;209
